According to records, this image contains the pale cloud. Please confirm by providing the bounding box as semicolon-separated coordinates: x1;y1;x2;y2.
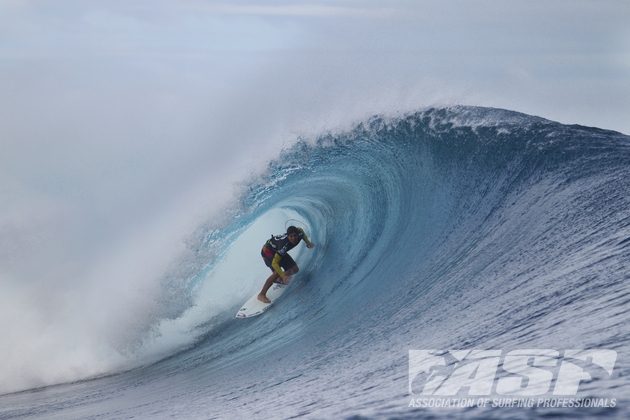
198;2;399;18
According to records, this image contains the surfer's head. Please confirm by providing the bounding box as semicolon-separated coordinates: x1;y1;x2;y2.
287;226;300;244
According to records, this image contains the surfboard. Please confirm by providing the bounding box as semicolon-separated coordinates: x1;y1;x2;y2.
235;282;287;318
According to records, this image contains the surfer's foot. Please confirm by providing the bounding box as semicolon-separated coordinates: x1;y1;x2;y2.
257;293;271;304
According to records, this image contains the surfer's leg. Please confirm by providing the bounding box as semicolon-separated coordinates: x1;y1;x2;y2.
281;254;298;276
285;265;299;275
258;272;279;303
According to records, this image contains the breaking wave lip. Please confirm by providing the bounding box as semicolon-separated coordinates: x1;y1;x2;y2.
3;106;629;419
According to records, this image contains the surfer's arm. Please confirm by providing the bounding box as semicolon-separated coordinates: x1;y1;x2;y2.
298;228;314;248
271;253;286;277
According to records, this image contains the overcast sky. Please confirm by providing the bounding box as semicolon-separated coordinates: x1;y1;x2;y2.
1;0;629;393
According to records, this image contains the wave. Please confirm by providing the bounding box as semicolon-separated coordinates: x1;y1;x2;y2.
2;106;629;418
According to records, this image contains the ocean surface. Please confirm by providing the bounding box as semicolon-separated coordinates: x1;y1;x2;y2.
2;106;629;419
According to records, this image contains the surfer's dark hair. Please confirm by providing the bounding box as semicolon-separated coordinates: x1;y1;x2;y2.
287;226;300;235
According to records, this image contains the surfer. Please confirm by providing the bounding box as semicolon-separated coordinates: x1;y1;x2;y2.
258;226;314;303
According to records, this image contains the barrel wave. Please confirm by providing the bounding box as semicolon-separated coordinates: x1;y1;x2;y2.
2;106;629;419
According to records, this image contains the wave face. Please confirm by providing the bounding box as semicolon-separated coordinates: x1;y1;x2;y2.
2;106;630;418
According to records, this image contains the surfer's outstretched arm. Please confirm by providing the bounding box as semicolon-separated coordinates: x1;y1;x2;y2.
298;228;315;248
